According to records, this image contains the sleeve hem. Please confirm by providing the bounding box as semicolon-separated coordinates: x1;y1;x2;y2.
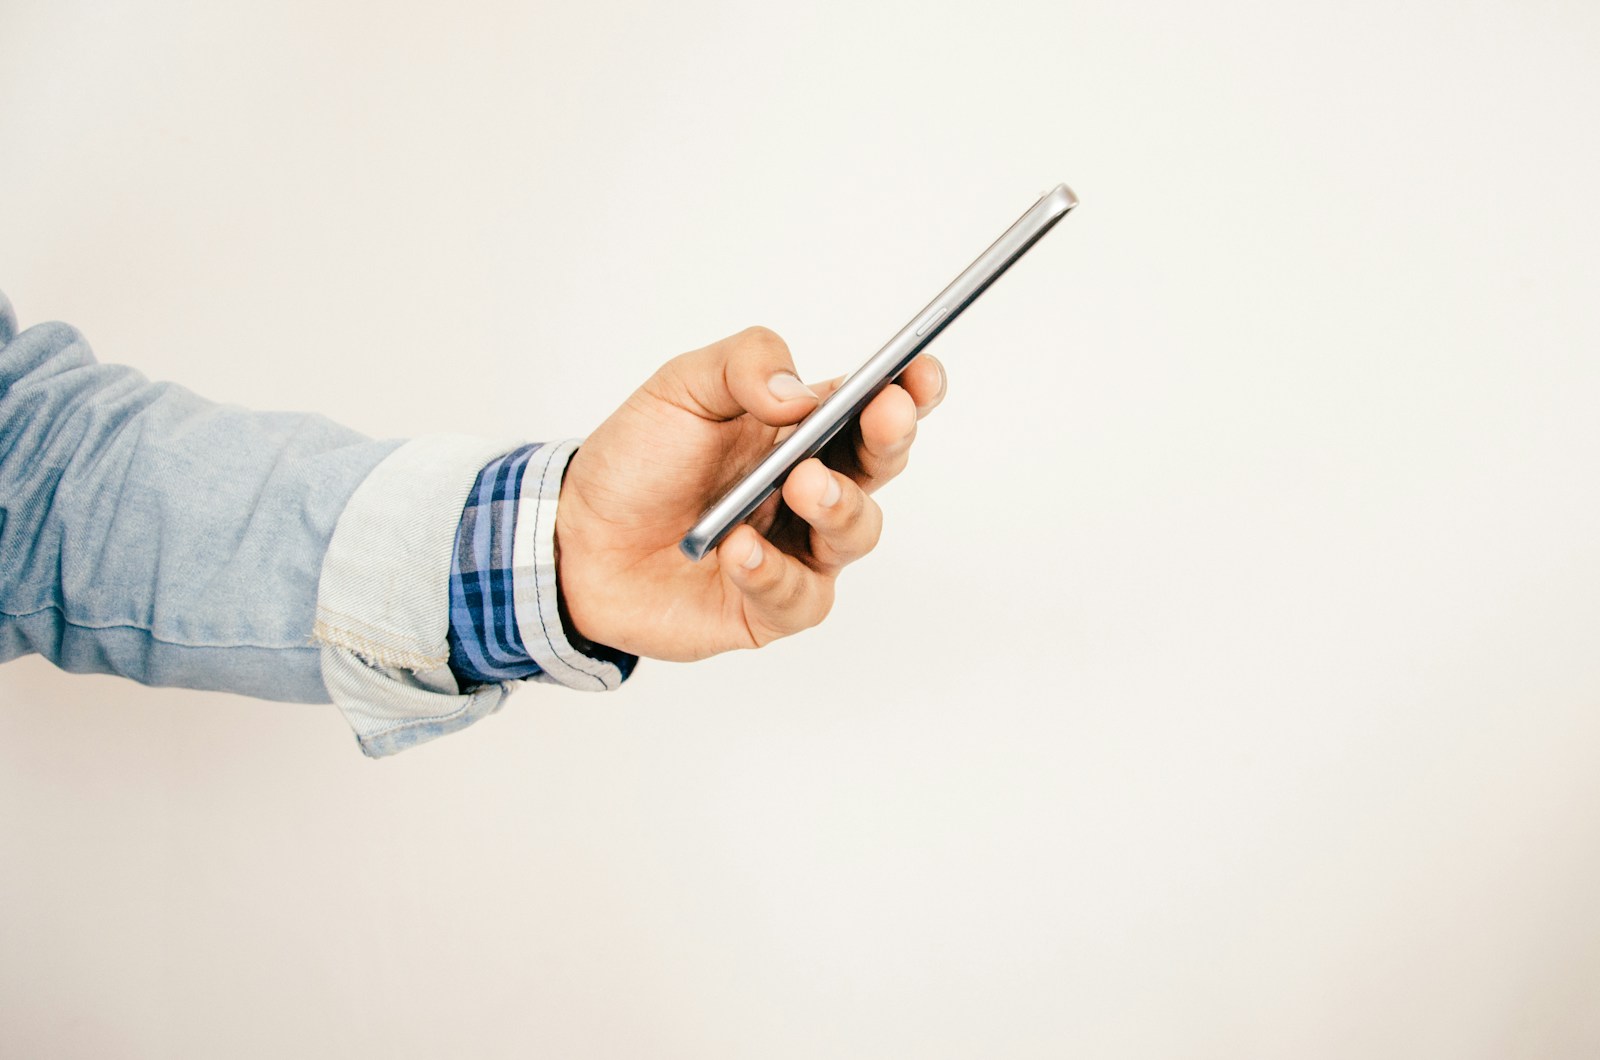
511;439;631;691
313;433;522;753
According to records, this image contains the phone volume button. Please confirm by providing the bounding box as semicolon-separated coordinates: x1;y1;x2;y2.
914;306;949;337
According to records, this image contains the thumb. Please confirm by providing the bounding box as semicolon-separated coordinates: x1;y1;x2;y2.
644;326;820;426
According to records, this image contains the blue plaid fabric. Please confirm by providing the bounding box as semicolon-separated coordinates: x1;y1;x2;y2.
447;443;639;690
447;444;542;686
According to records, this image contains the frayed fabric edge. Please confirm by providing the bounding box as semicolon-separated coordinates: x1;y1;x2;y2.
310;617;445;673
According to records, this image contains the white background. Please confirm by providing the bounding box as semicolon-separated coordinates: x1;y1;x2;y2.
3;0;1600;1056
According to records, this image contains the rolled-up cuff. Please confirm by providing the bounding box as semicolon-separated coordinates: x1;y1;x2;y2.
313;434;635;758
313;433;520;757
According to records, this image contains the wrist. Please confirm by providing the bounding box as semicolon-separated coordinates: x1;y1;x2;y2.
552;449;635;661
454;435;633;694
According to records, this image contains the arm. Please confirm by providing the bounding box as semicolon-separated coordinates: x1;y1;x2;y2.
0;294;943;754
0;290;584;754
0;290;403;702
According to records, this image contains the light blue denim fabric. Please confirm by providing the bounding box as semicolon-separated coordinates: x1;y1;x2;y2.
312;434;628;757
1;290;626;756
0;289;402;702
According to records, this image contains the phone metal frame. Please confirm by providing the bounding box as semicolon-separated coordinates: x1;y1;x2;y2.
679;182;1079;562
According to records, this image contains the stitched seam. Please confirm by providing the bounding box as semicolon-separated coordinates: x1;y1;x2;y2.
2;603;315;652
358;686;499;737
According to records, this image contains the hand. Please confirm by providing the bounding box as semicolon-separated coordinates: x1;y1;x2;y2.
555;326;947;661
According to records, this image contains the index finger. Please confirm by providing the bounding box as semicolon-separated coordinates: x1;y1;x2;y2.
644;326;820;426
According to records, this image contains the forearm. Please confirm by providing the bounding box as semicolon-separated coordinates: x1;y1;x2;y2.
0;292;400;701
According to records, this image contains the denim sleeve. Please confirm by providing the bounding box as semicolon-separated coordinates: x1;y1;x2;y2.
314;434;636;757
0;290;631;756
0;290;402;702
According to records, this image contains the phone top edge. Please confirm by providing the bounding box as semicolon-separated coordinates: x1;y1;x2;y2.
1046;183;1080;215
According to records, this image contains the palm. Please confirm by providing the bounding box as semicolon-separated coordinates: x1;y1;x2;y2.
559;393;800;659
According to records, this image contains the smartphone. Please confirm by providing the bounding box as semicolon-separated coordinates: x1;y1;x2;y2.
678;182;1079;562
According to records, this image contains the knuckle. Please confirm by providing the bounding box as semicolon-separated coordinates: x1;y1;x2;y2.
649;350;689;386
760;567;811;624
806;585;836;629
858;504;884;554
832;514;880;565
864;452;909;490
831;484;868;532
777;570;810;615
869;426;914;459
753;556;785;593
738;325;790;360
650;359;696;405
846;480;870;520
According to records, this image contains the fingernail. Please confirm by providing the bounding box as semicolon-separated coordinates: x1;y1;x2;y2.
768;372;819;403
818;474;841;508
741;538;764;569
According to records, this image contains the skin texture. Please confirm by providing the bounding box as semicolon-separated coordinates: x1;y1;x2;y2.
556;326;946;661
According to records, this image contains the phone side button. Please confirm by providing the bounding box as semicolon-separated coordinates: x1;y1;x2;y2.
914;306;949;337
